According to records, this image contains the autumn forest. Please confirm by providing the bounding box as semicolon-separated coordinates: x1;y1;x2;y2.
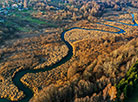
0;0;138;102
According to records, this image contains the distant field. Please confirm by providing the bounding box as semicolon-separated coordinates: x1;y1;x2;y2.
3;9;58;32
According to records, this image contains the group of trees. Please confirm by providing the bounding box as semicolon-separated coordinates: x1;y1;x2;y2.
117;61;138;101
0;0;28;8
0;0;50;8
29;36;138;102
0;19;17;44
1;0;138;22
29;0;138;22
1;0;138;11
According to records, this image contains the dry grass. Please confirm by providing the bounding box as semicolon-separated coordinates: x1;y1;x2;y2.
0;29;68;100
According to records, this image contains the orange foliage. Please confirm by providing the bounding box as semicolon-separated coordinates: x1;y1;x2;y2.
108;86;117;101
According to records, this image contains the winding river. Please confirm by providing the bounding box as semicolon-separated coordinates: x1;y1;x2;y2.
0;13;137;102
